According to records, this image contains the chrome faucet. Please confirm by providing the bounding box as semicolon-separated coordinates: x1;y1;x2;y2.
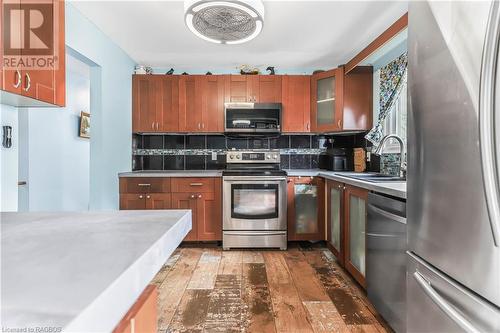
373;134;406;178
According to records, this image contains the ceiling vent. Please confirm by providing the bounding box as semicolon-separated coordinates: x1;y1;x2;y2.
184;0;264;44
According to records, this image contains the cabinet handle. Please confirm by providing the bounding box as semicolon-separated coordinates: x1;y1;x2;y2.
190;194;195;198
138;183;151;187
202;123;205;129
156;122;159;130
23;73;31;92
146;195;151;199
13;70;21;88
139;195;144;199
306;123;310;131
190;183;203;186
151;122;155;130
337;119;342;128
198;194;202;199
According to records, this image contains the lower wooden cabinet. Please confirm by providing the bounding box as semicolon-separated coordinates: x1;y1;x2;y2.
113;285;157;333
326;180;368;288
119;177;222;241
287;176;325;241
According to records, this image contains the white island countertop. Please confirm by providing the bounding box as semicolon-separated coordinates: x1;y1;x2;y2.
1;210;191;332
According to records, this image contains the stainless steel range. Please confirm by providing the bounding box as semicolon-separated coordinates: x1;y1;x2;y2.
222;149;287;250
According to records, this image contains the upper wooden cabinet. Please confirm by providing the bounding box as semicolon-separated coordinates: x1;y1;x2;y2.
1;0;65;106
311;68;344;132
224;75;281;103
282;75;311;132
343;66;373;131
133;75;180;133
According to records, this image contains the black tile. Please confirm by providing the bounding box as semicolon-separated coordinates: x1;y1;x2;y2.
290;154;311;169
143;135;163;149
270;135;289;149
164;156;184;170
186;135;206;149
132;156;143;171
207;135;226;149
280;154;290;169
132;135;142;149
330;134;356;148
249;138;269;149
226;137;248;149
143;155;163;170
311;136;320;148
164;135;185;149
311;155;319;169
291;135;311;149
185;155;206;170
206;154;226;170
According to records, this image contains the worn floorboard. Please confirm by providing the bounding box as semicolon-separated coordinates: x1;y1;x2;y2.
155;247;390;333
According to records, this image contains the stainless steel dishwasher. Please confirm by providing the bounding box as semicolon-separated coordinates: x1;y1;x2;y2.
367;192;407;333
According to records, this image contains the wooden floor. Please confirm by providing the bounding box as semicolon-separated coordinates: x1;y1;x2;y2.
151;245;390;333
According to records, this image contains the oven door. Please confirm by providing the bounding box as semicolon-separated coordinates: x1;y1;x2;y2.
223;176;287;231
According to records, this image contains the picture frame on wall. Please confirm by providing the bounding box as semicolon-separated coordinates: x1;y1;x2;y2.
79;112;90;138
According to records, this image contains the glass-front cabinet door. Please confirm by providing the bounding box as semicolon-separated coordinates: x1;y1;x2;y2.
345;185;368;288
311;67;344;132
288;177;325;241
327;180;344;265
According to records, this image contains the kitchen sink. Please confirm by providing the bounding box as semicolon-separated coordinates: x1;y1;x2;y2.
337;172;406;182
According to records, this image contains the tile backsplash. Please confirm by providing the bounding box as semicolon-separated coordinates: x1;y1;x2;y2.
132;134;327;171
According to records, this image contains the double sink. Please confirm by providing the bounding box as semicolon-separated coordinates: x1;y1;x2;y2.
338;172;406;183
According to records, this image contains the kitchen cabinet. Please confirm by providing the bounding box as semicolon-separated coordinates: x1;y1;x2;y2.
326;179;345;266
224;75;281;103
311;68;344;132
1;0;65;106
119;177;222;241
343;66;373;131
344;184;368;288
287;176;325;241
201;75;225;132
113;285;157;333
282;75;311;132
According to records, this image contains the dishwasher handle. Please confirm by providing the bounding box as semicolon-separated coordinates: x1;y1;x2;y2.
368;203;406;224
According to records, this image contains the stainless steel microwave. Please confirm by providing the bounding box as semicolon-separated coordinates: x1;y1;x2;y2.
224;103;282;133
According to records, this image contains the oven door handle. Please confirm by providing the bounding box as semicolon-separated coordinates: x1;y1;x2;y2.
223;177;287;182
223;231;286;236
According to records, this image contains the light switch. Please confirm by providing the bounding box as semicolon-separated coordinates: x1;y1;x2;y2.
211;152;217;161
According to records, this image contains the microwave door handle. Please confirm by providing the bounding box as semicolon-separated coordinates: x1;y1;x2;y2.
480;0;500;247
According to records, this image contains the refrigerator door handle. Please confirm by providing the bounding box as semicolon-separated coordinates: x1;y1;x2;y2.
413;272;481;333
479;0;500;247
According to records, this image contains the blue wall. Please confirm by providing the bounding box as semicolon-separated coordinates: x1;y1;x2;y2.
65;3;135;209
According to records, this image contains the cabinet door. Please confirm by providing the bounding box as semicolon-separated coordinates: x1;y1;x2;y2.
343;66;373;131
133;75;161;133
2;0;23;96
201;75;224;132
287;177;325;241
147;193;172;210
21;0;65;106
113;285;157;333
225;75;248;102
344;185;368;288
160;76;179;132
171;192;197;241
179;75;203;132
282;75;311;132
120;194;147;210
311;67;344;132
327;180;344;266
196;185;222;241
256;75;282;102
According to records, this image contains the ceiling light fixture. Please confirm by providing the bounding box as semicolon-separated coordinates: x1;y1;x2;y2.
184;0;265;44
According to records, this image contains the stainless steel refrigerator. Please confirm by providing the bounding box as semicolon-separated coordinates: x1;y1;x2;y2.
408;1;500;332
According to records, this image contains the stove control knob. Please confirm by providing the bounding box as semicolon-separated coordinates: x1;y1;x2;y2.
266;154;271;159
236;155;241;159
229;154;234;159
273;154;278;159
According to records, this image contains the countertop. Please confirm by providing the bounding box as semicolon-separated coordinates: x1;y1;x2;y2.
120;170;406;199
1;210;192;332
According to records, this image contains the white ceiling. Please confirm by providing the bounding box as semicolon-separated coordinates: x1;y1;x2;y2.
71;0;408;74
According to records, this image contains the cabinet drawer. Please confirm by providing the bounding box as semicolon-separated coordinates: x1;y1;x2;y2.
120;177;170;193
171;178;216;193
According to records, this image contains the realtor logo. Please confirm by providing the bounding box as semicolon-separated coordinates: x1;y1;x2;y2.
2;0;59;69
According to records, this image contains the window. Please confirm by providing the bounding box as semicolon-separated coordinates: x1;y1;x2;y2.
381;76;407;152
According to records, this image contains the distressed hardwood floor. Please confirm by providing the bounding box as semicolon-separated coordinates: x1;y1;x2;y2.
151;245;390;333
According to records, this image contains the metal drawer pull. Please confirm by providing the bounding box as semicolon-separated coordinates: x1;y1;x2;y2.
24;73;31;92
190;183;203;186
146;195;151;199
190;194;195;198
137;183;151;186
368;204;406;224
14;70;21;88
413;272;480;333
224;232;286;236
139;195;143;199
366;232;398;238
198;194;202;198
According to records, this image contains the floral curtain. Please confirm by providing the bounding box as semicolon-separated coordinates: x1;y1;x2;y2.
365;52;408;147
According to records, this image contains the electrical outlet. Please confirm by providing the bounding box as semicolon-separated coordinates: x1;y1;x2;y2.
211;151;217;161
